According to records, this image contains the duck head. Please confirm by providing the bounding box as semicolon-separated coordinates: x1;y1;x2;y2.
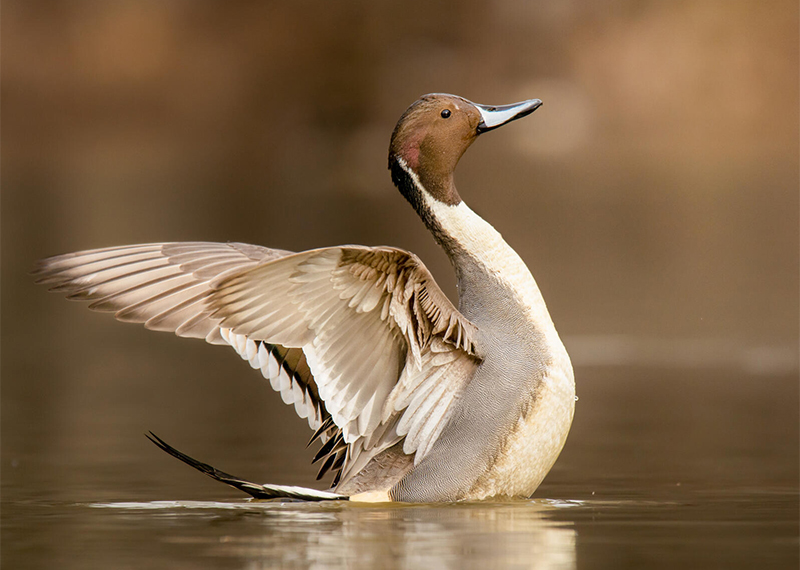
388;94;542;211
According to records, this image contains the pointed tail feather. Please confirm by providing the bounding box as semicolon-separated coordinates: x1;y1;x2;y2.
145;432;347;501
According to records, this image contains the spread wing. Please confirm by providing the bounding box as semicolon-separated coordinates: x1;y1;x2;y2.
34;242;481;487
32;242;290;345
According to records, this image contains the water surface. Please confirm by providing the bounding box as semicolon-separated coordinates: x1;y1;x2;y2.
4;361;798;569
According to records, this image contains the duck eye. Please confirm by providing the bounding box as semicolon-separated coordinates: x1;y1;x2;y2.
440;109;451;119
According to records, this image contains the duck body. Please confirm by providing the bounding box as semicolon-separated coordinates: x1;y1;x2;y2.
384;162;574;501
35;94;574;502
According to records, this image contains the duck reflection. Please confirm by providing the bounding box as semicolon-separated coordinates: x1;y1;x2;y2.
141;499;577;569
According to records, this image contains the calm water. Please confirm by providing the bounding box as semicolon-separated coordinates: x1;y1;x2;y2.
5;487;798;569
4;357;798;569
7;491;796;570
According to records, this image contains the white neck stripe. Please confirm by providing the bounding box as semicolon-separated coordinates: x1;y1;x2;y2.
396;156;565;352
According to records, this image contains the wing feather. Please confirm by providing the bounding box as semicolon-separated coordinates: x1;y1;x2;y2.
35;241;481;488
207;246;480;484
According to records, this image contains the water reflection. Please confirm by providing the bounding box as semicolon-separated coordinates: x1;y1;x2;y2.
91;499;577;569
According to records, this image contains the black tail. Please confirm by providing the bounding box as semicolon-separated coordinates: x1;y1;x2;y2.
146;432;347;501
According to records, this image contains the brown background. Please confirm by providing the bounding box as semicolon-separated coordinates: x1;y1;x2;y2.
3;0;798;504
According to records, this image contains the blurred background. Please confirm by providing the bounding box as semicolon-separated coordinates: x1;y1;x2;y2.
2;0;797;533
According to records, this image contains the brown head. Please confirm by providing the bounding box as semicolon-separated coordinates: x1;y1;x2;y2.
388;94;542;211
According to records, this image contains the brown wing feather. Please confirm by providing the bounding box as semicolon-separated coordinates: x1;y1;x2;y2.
36;242;481;490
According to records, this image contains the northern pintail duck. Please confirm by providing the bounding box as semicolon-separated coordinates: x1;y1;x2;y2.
34;94;575;502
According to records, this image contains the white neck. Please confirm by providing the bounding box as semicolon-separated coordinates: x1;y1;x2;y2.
396;156;566;354
426;195;564;344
